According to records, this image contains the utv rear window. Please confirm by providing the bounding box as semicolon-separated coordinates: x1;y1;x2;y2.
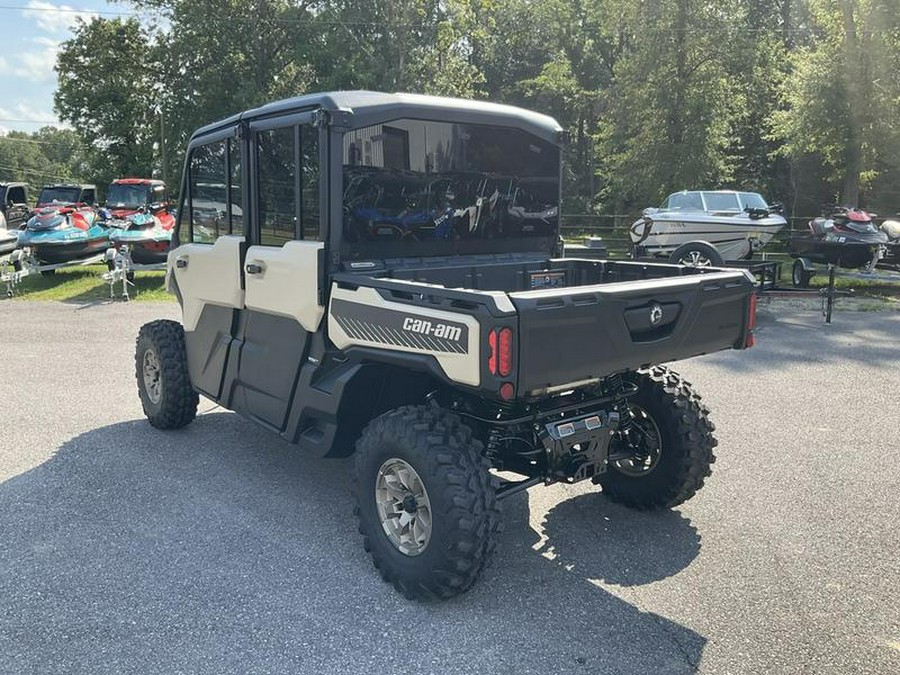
341;119;560;258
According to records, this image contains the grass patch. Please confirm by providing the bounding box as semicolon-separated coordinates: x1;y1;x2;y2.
4;264;170;303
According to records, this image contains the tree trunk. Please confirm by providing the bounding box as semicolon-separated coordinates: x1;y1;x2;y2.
839;0;863;206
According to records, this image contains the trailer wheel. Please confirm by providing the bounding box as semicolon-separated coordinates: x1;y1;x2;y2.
135;319;198;429
792;259;813;288
600;366;716;509
668;241;724;267
352;405;501;601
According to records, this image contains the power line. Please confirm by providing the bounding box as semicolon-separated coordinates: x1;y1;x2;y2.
0;135;74;148
4;3;895;33
0;118;59;125
0;163;76;181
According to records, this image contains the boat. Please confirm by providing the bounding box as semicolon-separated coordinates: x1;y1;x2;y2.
789;206;887;270
0;222;18;256
630;190;787;262
16;184;108;265
104;178;175;264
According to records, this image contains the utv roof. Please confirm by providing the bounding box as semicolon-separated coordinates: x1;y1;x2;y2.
40;183;97;190
0;181;28;187
191;91;564;146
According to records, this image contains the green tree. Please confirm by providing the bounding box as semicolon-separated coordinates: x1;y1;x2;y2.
771;0;900;207
55;17;159;191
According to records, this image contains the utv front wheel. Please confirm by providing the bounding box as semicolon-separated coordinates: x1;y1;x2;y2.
600;366;716;509
352;405;501;601
135;319;198;429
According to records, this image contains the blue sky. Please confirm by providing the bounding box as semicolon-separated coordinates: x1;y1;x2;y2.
0;1;147;134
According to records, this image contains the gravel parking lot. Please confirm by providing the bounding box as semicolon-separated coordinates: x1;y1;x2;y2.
1;300;898;674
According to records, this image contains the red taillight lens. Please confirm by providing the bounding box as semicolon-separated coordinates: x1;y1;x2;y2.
745;293;757;348
488;329;498;375
498;328;513;376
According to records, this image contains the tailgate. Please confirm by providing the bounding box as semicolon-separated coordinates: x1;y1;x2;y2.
509;270;753;394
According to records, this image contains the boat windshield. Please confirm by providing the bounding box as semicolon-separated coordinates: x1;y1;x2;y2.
38;187;81;205
662;192;704;211
738;192;768;210
702;192;741;212
107;183;150;209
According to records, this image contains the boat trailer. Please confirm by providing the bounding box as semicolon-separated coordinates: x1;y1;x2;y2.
1;246;164;301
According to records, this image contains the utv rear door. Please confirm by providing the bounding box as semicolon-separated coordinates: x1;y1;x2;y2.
230;114;325;432
170;132;246;401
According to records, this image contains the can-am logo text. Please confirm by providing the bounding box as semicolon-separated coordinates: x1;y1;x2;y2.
403;317;463;342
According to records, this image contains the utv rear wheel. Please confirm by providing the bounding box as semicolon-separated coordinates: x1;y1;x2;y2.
352;405;501;601
600;366;716;509
135;319;198;429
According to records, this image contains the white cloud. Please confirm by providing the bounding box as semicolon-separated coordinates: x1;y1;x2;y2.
23;0;98;35
12;37;61;81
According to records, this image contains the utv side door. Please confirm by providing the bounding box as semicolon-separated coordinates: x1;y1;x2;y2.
170;131;246;400
228;114;325;432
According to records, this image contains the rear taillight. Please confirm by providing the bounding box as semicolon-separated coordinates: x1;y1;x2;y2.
488;330;498;375
745;293;757;348
498;328;512;376
487;327;514;376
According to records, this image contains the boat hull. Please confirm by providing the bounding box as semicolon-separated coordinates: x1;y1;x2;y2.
631;213;786;260
17;230;111;264
789;235;885;269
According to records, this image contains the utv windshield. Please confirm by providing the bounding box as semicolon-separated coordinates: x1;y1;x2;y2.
107;183;150;209
342;119;560;259
38;187;81;205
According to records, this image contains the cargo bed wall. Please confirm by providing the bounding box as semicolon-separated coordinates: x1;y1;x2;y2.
384;257;709;293
509;271;752;394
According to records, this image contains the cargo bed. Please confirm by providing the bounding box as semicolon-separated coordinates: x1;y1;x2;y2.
333;256;757;397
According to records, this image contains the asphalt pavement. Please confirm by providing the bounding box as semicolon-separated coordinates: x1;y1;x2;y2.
0;299;898;674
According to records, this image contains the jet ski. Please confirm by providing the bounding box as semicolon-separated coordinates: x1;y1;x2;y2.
789;206;888;270
103;179;175;264
16;184;107;264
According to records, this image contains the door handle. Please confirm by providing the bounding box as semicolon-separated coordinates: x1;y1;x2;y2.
175;257;188;269
245;263;264;275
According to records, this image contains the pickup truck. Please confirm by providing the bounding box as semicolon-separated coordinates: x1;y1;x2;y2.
135;91;757;600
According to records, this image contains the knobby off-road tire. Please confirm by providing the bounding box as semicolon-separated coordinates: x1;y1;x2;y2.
135;319;198;429
600;366;717;509
352;405;502;601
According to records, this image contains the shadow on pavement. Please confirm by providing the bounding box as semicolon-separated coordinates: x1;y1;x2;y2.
699;307;900;373
537;493;700;587
0;413;706;674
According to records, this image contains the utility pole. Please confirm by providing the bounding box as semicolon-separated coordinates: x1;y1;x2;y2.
160;108;168;186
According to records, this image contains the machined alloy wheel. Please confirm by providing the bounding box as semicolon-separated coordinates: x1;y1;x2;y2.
677;250;714;267
352;405;501;601
375;459;432;556
142;348;162;404
668;242;725;268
